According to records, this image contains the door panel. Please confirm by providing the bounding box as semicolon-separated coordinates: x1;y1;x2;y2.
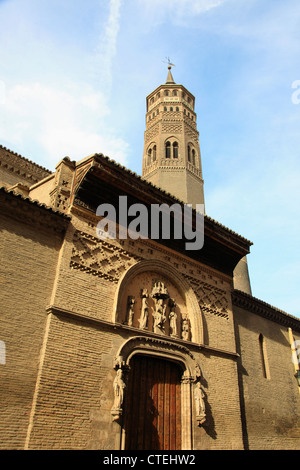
124;355;182;450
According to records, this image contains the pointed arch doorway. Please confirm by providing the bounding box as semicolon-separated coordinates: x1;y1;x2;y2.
123;354;182;450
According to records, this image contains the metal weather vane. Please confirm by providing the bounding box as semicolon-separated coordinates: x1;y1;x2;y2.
163;57;175;68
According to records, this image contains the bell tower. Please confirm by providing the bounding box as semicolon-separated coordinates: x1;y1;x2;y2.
142;66;205;209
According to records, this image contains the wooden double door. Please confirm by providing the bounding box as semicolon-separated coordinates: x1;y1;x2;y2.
123;354;182;450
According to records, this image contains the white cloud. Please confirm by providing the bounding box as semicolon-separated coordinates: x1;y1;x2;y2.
92;0;122;94
140;0;226;14
137;0;227;25
0;81;129;166
0;0;128;168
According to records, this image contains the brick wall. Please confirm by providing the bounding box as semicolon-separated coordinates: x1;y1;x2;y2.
233;304;300;449
26;314;118;449
192;352;244;450
0;198;67;449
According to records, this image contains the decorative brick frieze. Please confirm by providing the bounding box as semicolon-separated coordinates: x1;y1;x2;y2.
70;230;141;283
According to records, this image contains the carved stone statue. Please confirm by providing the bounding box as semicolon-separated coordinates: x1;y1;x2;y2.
151;280;169;299
111;369;126;420
151;280;169;335
181;315;190;341
168;298;177;337
152;297;167;334
139;289;149;330
194;382;206;425
125;295;135;326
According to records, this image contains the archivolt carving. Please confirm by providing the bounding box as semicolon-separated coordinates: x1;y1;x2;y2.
114;336;200;381
113;260;204;344
113;336;207;429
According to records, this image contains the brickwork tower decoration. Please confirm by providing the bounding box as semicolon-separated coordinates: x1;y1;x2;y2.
142;66;205;210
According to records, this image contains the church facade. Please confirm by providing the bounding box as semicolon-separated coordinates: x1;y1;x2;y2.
0;69;299;450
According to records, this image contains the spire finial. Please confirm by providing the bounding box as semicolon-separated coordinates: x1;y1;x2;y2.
163;57;175;83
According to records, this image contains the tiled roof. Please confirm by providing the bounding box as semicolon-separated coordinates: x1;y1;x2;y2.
91;152;253;246
0;185;70;219
0;144;52;174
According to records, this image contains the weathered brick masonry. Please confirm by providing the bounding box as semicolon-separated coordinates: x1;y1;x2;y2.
0;187;69;449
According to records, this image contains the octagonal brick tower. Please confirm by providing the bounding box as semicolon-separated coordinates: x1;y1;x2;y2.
142;66;205;210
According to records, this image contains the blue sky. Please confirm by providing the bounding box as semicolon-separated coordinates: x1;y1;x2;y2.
0;0;299;317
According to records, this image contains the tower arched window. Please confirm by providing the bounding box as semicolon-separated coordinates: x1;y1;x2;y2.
187;145;191;162
164;90;169;96
153;145;156;161
173;142;178;159
172;89;177;96
147;148;152;166
176;107;179;112
170;107;173;112
164;106;167;111
192;149;195;166
165;141;171;159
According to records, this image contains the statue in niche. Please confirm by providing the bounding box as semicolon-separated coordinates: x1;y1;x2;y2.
152;298;167;334
194;382;206;425
124;295;135;326
168;298;178;337
151;280;169;335
111;369;126;421
181;314;190;341
138;288;149;330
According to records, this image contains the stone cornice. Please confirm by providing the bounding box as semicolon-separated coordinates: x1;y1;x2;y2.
232;289;300;331
146;83;195;102
47;304;239;359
